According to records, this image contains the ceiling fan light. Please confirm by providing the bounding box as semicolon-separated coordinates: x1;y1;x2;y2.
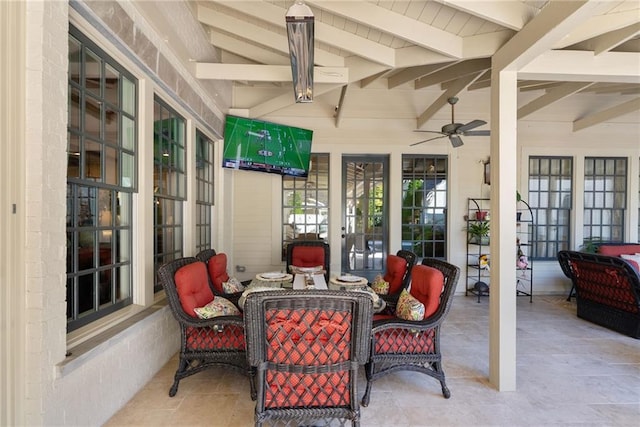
286;1;314;103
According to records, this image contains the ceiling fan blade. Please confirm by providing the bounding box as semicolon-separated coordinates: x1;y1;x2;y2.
463;130;490;136
414;129;445;135
410;134;447;146
449;134;464;148
457;119;487;133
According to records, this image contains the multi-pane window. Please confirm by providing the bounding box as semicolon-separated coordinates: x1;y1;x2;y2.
66;27;136;331
583;157;626;243
195;129;215;252
528;157;572;259
401;155;448;259
153;97;186;291
282;154;329;259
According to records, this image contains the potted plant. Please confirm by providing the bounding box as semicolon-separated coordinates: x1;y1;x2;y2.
468;220;490;245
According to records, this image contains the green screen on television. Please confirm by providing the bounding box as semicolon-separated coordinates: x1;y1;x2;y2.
222;115;313;177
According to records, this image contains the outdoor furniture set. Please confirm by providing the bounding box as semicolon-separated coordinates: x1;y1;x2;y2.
157;245;460;426
558;243;640;339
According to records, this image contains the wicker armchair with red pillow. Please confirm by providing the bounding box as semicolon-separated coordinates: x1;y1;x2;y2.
157;257;251;397
362;257;460;406
243;290;373;427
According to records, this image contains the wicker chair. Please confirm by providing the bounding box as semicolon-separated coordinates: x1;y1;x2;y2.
243;290;374;427
195;249;247;308
285;240;331;281
362;257;460;406
157;257;251;397
378;249;417;312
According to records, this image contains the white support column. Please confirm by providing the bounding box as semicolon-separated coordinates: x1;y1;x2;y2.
489;69;518;391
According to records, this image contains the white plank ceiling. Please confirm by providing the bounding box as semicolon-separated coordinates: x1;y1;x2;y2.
134;0;640;131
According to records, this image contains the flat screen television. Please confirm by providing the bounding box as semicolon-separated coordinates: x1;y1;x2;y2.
222;115;313;177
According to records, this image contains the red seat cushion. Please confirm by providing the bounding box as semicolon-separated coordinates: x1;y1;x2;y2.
410;265;444;319
174;261;214;318
207;253;230;293
291;246;325;268
383;254;408;294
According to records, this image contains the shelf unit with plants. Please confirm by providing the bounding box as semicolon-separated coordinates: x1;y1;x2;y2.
465;196;535;302
465;198;491;302
516;196;534;302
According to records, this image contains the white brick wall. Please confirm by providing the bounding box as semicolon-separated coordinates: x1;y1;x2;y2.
24;0;69;424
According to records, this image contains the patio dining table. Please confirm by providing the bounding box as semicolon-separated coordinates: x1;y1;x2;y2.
239;271;386;312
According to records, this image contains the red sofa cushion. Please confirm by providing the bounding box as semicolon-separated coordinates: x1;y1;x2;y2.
410;265;445;319
383;254;408;294
174;261;214;318
291;246;325;268
598;244;640;271
598;244;640;257
207;253;230;293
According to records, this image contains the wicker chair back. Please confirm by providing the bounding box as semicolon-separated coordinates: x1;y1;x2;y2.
243;290;373;427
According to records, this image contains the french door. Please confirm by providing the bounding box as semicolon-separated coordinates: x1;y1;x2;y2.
341;156;389;281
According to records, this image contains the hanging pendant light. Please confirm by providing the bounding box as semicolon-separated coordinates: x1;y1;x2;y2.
285;1;314;103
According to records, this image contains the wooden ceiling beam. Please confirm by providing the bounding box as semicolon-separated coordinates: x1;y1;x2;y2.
573;97;640;131
518;82;594;119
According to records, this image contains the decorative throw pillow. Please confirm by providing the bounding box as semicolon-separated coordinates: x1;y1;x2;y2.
371;274;390;295
620;254;640;271
222;276;245;294
289;265;325;275
194;296;240;319
395;289;425;321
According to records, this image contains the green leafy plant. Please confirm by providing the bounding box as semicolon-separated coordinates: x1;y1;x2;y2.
468;221;490;244
580;237;602;253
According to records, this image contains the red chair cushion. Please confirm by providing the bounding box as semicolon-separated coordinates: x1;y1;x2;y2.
410;265;444;319
264;308;351;408
383;254;408;294
291;246;325;268
207;253;230;293
174;262;214;318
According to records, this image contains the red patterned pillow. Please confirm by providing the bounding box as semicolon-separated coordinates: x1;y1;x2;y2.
207;253;230;293
383;254;408;294
292;246;325;268
409;265;445;319
175;262;214;317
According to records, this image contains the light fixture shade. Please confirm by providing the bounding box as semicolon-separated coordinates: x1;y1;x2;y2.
286;1;314;103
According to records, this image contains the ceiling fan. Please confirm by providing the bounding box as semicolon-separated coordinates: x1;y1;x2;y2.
411;97;490;148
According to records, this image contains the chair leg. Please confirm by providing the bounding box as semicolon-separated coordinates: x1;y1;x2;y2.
249;367;257;400
566;284;575;301
361;363;373;407
169;357;190;397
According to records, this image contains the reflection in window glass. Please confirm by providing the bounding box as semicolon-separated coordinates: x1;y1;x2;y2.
528;157;572;259
401;155;448;260
66;27;136;332
153;96;186;291
195;129;215;252
584;157;626;243
281;154;329;260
